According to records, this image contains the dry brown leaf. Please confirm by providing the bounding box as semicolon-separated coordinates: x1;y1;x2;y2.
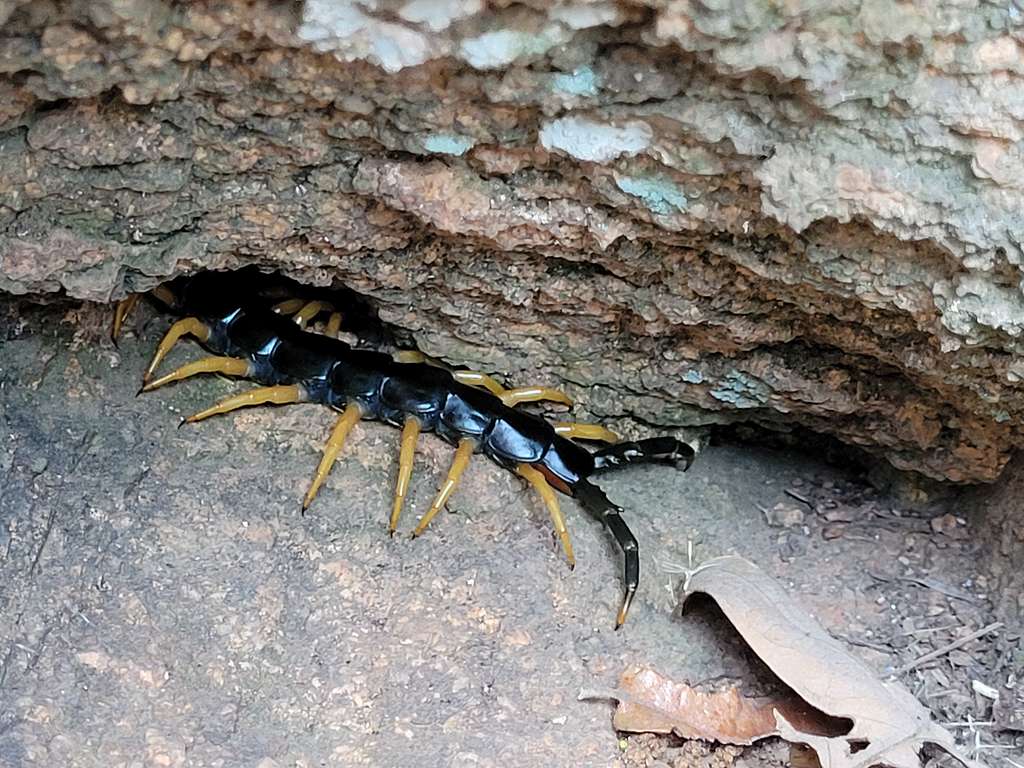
678;555;982;768
597;666;845;744
583;556;984;768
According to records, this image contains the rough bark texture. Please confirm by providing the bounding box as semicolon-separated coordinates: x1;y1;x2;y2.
1;0;1023;483
968;453;1024;628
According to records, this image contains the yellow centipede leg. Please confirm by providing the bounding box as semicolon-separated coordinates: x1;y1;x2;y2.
302;403;363;511
553;422;619;444
151;285;176;306
394;350;453;369
293;300;331;329
396;354;568;405
397;353;506;395
500;386;573;408
517;464;575;569
139;356;251;393
184;384;304;423
388;417;421;534
452;370;507;395
405;360;571;407
111;294;141;342
395;350;427;364
325;312;343;338
412;438;475;537
143;317;211;383
273;298;305;315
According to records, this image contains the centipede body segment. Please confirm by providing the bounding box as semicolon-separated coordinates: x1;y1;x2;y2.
116;269;695;627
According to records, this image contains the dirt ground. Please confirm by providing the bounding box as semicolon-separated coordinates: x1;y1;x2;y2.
1;299;1021;768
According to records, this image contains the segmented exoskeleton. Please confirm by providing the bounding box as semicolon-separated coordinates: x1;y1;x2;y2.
116;270;695;626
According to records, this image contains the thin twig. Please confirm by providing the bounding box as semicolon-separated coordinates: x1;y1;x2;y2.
831;632;892;653
942;721;995;728
898;623;958;637
893;622;1004;675
28;507;57;576
784;488;812;506
28;430;94;576
897;575;978;604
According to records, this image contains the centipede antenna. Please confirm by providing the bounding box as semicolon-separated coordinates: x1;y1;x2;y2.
302;403;362;511
389;416;421;534
412;438;474;538
143;317;211;384
517;464;575;569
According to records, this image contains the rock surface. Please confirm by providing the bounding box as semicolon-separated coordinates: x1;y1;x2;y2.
968;453;1024;627
1;0;1023;482
1;297;1012;766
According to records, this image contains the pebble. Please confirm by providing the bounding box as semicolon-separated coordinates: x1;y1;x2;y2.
764;502;805;528
930;514;958;534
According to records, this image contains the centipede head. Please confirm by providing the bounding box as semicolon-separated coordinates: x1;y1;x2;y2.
150;268;267;318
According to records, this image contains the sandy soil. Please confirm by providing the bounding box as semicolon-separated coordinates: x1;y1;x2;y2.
1;299;1020;767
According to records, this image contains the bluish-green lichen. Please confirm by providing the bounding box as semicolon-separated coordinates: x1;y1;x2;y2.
459;29;564;69
616;176;688;215
709;371;771;409
552;66;599;97
422;133;476;156
680;369;705;385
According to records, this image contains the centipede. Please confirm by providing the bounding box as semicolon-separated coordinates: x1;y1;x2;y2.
113;268;695;627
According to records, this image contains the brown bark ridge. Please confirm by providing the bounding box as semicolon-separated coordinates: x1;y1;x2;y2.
1;1;1023;483
966;452;1024;628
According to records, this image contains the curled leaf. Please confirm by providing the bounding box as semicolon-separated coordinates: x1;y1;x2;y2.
586;556;984;768
584;666;845;745
680;556;982;768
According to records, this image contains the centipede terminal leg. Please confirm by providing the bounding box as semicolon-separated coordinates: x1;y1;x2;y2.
573;480;639;628
302;403;363;511
517;464;575;569
143;317;211;384
184;384;305;424
411;438;475;538
139;356;251;393
388;416;421;534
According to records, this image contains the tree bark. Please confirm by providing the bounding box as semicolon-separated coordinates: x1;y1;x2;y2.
2;0;1023;483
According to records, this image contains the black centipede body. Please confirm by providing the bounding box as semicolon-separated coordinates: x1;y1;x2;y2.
132;269;695;626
